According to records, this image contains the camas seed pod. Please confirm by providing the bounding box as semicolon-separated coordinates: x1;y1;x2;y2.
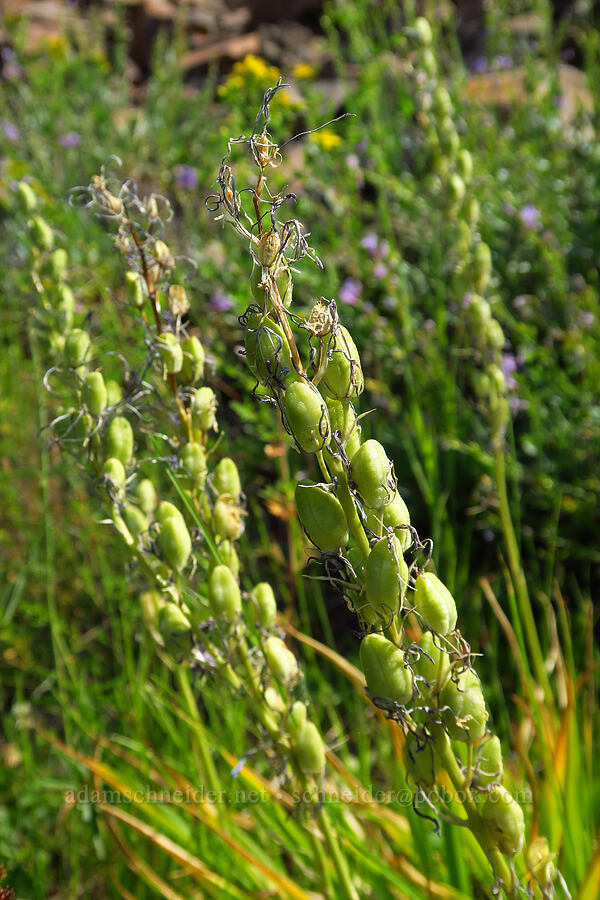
152;239;174;269
105;379;122;407
325;398;361;459
414;16;432;46
218;540;239;577
123;503;148;538
181;442;207;490
473;242;492;293
191;386;218;433
288;701;307;736
295;480;348;552
82;371;107;417
412;631;449;691
208;565;242;621
30;216;54;250
457;148;473;181
156;501;184;526
158;515;192;572
157;603;192;658
440;669;488;742
321;326;364;400
264;636;298;685
55;284;75;332
527;837;555;887
480;785;525;855
244;311;294;384
349;439;396;508
366;491;411;551
284;381;330;453
448;173;465;207
293;721;326;777
180;336;205;384
17;181;37;212
212;457;241;500
137;478;157;515
404;731;439;789
360;633;413;705
264;686;286;714
125;271;145;309
64;328;91;369
248;582;277;628
213;495;245;541
364;535;408;623
257;229;280;269
156;332;183;374
105;416;134;465
413;572;457;634
476;735;504;787
102;457;126;500
43;248;68;281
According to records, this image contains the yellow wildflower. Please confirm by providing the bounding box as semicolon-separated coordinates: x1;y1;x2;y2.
310;130;343;151
293;63;316;80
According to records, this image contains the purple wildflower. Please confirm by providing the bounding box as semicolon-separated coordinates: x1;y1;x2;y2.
174;164;198;191
346;153;360;171
501;353;518;390
472;57;488;74
59;131;81;147
462;293;473;308
338;278;361;306
361;232;379;255
209;291;233;312
2;122;19;143
373;262;388;280
519;204;541;229
495;55;513;70
578;311;595;329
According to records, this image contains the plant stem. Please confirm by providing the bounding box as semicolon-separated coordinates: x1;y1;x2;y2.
315;802;360;900
336;471;371;561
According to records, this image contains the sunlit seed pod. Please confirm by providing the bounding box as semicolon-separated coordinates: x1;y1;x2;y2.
366;491;411;551
42;248;68;281
55;284;75;332
413;572;457;635
218;540;240;577
365;535;408;623
264;686;286;714
488;364;507;396
105;379;122;407
17;181;37;212
476;735;504;787
349;439;396;509
123;503;148;538
293;721;326;777
414;16;433;46
101;457;126;500
457;148;473;181
412;631;449;690
404;731;439;789
325;398;362;460
137;478;157;515
105;416;134;465
466;196;480;226
438;117;459;158
440;669;488;742
257;229;280;269
422;48;437;76
360;633;413;705
180;336;205;384
208;565;242;621
63;328;91;369
146;195;159;219
181;442;207;490
156;500;185;527
191;386;218;433
295;479;348;552
157;603;192;658
288;701;307;736
486;319;505;351
248;582;277;628
321;326;364;401
105;192;123;215
527;837;555;887
30;216;54;250
125;271;145;309
433;85;452;117
168;284;190;317
212;457;241;500
157;515;192;572
480;785;525;856
82;371;107;417
244;311;295;385
284;381;331;453
264;636;298;685
448;172;465;207
152;239;174;269
156;332;183;374
472;242;492;293
277;266;293;308
213;495;245;541
465;294;491;337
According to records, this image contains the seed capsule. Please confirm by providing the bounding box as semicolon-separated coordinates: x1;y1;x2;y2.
284;381;330;453
440;669;488;743
180;336;205;384
102;457;126;500
480;785;525;855
244;311;295;385
527;837;555;886
218;540;239;577
476;735;503;787
208;565;242;621
156;501;185;526
264;636;298;685
64;328;91;369
213;495;245;541
349;439;396;509
125;271;145;309
168;284;190;317
43;248;69;281
486;319;505;351
156;332;183;374
105;416;134;465
366;491;411;550
105;379;122;407
181;442;207;490
325;398;361;459
123;503;148;538
212;457;241;500
55;284;75;332
414;16;433;46
321;326;364;400
448;172;465;207
412;631;449;691
264;686;286;714
30;216;54;250
17;181;37;212
288;701;307;736
158;603;192;658
82;371;107;417
257;229;280;269
404;731;439;789
191;386;218;433
293;721;326;777
158;515;192;572
295;480;348;552
364;535;408;623
457;148;473;181
360;633;413;705
473;242;492;293
248;582;277;628
413;572;457;635
137;478;157;515
152;239;174;269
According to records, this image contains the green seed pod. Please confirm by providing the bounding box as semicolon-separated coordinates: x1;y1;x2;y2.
473;242;492;293
364;535;408;623
212;457;241;500
284;381;330;453
448;172;465;207
476;735;504;787
321;326;364;401
366;491;411;551
264;636;298;685
30;215;54;250
55;284;75;332
466;196;480;226
137;478;157;515
480;785;525;856
17;181;37;212
486;319;505;351
123;503;148;538
102;457;127;492
457;148;473;181
438;117;459;158
180;336;205;384
264;686;286;714
64;328;91;369
157;515;192;572
440;669;488;743
413;572;457;635
422;48;437;76
248;582;277;628
527;837;555;887
191;386;218;433
218;540;240;577
412;631;449;690
42;248;68;281
105;379;122;407
295;480;348;552
433;85;452;117
349;439;396;509
181;442;207;490
208;565;242;621
156;501;185;527
293;721;326;777
156;332;183;374
152;239;174;268
168;284;189;316
325;398;361;459
105;416;134;465
404;731;439;789
125;271;145;309
244;311;295;384
257;229;280;269
213;495;245;541
82;371;107;417
277;265;293;307
360;634;413;705
157;603;192;658
414;16;432;46
288;701;307;736
465;294;491;335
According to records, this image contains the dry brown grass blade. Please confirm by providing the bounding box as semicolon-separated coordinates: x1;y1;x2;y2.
283;621;365;689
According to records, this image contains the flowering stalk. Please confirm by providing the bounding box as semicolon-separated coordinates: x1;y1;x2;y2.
209;81;558;898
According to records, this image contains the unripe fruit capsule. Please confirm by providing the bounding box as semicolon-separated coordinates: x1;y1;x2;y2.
360;633;413;705
293;721;326;777
157;603;192;658
102;457;126;500
284;381;330;453
264;636;298;685
365;535;408;623
105;416;134;465
244;312;295;385
64;328;91;369
17;181;37;212
366;491;411;551
55;284;75;333
156;501;185;527
321;326;364;400
257;229;280;269
404;731;439;789
213;496;245;541
325;398;361;459
413;572;457;635
295;480;348;552
158;516;192;572
156;332;183;374
137;478;157;515
248;582;277;628
473;242;492;293
288;701;307;736
212;457;241;500
125;271;145;309
440;669;488;742
191;386;218;433
181;442;207;490
208;565;242;621
412;631;449;690
123;504;148;537
30;216;54;250
180;336;205;384
480;785;525;855
349;439;396;509
82;371;107;417
218;540;239;577
105;379;122;407
476;735;504;787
